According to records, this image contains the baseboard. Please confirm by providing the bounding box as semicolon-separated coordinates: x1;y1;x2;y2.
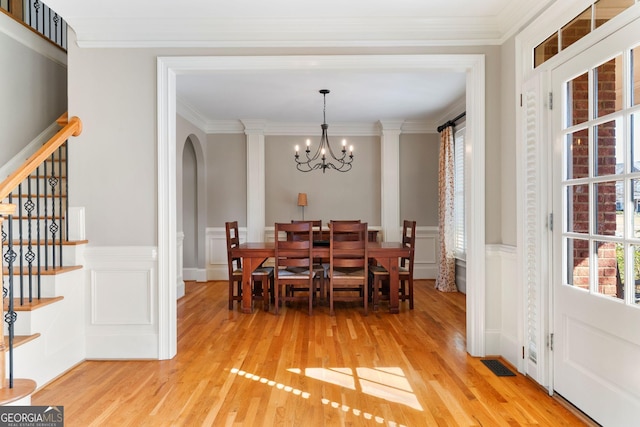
183;268;207;282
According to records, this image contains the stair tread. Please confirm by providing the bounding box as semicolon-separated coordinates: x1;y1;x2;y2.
4;196;67;202
10;216;64;219
0;379;37;405
3;265;83;275
4;334;41;349
4;296;64;311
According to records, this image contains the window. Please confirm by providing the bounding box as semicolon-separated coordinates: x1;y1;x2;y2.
454;127;466;258
533;0;635;68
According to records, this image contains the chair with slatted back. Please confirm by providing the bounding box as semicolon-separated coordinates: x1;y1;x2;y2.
328;221;368;316
225;221;273;311
274;222;316;315
370;220;416;310
290;220;326;301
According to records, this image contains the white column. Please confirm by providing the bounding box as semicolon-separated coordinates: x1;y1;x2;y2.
379;121;403;242
241;120;267;242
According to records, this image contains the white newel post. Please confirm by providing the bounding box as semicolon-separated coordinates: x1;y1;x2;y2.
379;121;403;243
242;120;266;242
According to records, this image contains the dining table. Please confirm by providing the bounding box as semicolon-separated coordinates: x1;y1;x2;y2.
231;241;411;314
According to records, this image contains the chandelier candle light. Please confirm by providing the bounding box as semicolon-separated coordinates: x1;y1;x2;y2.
294;89;354;173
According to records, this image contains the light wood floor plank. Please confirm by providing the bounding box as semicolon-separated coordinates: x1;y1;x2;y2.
32;280;593;426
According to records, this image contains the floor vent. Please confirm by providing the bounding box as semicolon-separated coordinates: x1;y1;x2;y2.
481;359;516;377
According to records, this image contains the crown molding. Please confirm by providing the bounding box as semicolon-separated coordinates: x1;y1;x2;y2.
495;0;555;43
70;16;506;48
176;97;208;132
193;119;436;135
435;96;467;127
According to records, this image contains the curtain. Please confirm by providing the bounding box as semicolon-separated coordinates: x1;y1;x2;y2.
435;125;457;292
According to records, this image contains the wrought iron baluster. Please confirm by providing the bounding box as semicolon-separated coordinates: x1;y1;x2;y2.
43;158;48;270
36;165;41;298
49;153;59;269
64;142;69;242
4;195;17;388
57;145;63;267
17;184;23;304
33;0;40;33
53;12;59;47
25;176;35;303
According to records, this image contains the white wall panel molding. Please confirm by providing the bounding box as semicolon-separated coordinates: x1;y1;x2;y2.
206;227;247;281
485;244;520;367
415;226;438;279
84;246;160;359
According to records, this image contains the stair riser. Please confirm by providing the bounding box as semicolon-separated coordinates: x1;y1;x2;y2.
2;197;68;213
3;219;68;241
3;270;80;298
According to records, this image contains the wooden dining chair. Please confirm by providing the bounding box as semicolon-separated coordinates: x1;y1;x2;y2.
274;222;316;315
370;220;416;310
291;219;323;241
225;221;274;311
328;221;368;316
290;220;326;301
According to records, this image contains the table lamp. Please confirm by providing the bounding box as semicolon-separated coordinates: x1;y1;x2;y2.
297;193;308;220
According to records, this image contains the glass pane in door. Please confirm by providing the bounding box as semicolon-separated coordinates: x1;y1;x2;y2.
567;184;590;234
633;179;640;238
594;55;623;118
595;119;622;176
567;72;590;127
567;128;589;179
567;237;590;290
632;244;640;305
594;240;623;300
595;181;622;236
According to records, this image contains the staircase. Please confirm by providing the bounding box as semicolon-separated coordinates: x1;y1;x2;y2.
0;113;83;405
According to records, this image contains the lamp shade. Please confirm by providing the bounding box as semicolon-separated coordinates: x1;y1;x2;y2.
297;193;308;207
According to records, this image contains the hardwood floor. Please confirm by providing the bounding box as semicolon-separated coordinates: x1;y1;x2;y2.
32;280;591;426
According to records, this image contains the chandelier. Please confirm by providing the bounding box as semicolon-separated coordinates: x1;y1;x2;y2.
294;89;354;173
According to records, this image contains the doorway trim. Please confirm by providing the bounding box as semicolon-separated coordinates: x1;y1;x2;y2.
157;54;486;359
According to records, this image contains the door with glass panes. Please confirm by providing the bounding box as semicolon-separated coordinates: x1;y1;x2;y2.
551;18;640;426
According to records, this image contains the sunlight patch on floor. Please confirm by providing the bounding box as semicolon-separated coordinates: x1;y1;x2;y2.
229;367;410;426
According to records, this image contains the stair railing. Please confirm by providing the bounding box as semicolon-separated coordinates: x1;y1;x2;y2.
0;112;81;389
0;0;68;50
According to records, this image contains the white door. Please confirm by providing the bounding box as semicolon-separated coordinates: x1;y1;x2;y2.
551;18;640;426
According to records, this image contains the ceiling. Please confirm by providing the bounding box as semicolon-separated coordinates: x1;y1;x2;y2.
44;0;553;130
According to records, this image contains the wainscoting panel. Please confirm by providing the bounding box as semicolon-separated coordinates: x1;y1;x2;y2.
415;226;438;279
485;244;520;368
91;270;152;325
84;246;159;359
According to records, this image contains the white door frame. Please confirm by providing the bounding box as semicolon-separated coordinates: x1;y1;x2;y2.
157;54;486;359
